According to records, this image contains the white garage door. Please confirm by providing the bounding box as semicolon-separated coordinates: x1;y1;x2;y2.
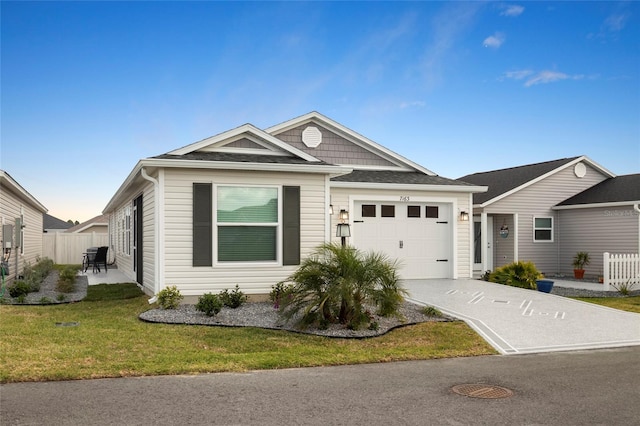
353;202;452;279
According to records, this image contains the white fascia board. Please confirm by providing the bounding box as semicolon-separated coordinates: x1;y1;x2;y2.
265;111;437;176
0;170;48;213
553;201;640;210
479;155;615;208
142;158;350;174
103;161;144;213
168;123;321;163
330;180;488;193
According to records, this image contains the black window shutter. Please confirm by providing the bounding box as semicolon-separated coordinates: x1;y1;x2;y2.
282;186;300;265
193;183;212;266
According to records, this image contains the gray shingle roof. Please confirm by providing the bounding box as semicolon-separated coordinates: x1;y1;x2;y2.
331;170;474;186
152;152;329;165
556;174;640;206
458;157;580;205
44;214;73;231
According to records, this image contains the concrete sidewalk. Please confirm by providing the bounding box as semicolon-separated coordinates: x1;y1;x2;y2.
79;268;136;285
403;279;640;355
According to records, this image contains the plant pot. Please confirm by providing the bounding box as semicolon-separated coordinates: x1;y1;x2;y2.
536;279;554;293
573;269;585;279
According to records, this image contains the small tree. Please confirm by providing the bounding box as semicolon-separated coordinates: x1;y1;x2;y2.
278;243;406;330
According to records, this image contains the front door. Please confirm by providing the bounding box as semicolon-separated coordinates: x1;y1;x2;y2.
133;195;143;285
473;216;493;273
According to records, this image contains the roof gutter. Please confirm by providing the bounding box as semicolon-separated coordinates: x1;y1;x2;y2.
140;167;162;304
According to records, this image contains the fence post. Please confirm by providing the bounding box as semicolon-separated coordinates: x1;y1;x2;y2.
603;252;610;291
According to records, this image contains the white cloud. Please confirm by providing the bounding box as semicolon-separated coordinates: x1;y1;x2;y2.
503;69;533;80
483;32;505;48
604;12;629;32
501;69;585;87
500;5;524;17
399;101;426;109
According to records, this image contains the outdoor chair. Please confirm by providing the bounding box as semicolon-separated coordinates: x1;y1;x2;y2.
82;247;98;273
91;246;109;273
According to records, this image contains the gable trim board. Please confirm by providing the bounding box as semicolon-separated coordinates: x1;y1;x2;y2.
266;111;435;175
103;112;485;298
464;156;615;208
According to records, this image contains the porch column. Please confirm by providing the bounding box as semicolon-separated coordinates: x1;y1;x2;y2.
481;212;488;273
513;213;519;262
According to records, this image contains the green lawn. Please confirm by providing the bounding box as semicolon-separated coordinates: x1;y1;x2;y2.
574;296;640;314
0;284;495;383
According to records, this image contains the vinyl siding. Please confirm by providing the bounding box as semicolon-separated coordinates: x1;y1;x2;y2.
485;162;608;274
161;168;327;295
109;181;155;292
329;187;473;279
276;124;398;168
558;206;639;277
0;186;44;282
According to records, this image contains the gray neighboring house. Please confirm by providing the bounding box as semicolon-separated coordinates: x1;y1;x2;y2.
44;214;73;233
104;111;486;299
0;170;47;283
459;156;640;278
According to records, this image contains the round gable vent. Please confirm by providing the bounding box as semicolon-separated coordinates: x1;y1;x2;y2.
574;162;587;178
302;126;322;148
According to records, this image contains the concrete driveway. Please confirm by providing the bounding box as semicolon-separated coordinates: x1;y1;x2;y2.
403;279;640;355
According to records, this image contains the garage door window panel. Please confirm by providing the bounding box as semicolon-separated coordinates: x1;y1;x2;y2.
381;205;395;217
407;206;421;218
426;206;439;219
362;205;376;217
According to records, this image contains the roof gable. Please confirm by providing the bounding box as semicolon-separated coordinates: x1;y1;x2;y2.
266;111;436;175
167;123;321;163
555;174;640;208
44;214;73;230
459;156;615;206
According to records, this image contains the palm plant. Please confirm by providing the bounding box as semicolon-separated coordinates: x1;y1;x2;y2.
278;243;406;330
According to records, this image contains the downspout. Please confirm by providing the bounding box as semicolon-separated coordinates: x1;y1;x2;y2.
140;167;161;304
635;204;640;255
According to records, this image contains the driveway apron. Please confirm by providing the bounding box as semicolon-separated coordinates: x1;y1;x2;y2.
403;279;640;355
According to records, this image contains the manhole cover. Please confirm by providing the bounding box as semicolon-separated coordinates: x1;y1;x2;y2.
55;322;79;327
451;384;513;399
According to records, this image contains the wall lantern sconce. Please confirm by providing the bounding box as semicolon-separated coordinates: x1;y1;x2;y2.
500;223;509;239
336;209;351;246
459;211;469;222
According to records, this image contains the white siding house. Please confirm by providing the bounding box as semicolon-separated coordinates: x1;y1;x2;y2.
0;170;47;283
104;112;486;299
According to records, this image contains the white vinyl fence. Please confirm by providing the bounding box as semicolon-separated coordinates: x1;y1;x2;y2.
43;232;110;265
603;252;640;292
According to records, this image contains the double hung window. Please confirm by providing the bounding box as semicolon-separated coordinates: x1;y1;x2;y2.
216;186;278;262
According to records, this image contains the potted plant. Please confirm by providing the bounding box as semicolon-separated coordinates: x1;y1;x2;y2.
572;251;590;279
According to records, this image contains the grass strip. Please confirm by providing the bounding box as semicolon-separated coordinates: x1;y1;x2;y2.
0;286;495;383
573;295;640;314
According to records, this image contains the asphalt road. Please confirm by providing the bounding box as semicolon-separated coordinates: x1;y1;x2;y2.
2;347;639;425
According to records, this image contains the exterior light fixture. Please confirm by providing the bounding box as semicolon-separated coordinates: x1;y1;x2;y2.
337;209;350;246
459;211;469;222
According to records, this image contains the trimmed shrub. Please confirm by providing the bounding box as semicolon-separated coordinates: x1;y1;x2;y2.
219;285;247;309
489;261;541;290
9;281;30;298
195;293;223;316
157;286;183;309
56;266;78;293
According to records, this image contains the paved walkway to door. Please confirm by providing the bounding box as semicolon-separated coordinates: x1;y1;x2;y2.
403;279;640;355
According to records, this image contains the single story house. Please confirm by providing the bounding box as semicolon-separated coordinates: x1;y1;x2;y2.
0;170;47;283
44;214;74;233
104;112;487;299
459;156;640;278
65;214;109;234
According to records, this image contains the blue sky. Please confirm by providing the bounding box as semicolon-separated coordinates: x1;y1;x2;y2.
2;1;638;223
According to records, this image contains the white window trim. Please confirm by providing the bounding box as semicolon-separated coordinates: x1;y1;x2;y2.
213;184;282;266
533;216;554;243
125;205;132;256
